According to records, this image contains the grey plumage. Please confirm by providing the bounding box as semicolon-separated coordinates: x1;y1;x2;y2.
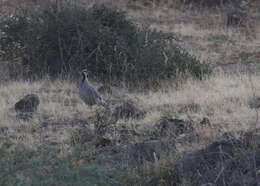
79;69;107;107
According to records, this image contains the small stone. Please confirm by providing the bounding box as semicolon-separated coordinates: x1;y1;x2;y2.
248;97;260;109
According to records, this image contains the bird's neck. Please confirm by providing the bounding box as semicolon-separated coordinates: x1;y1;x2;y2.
82;73;89;83
82;73;86;83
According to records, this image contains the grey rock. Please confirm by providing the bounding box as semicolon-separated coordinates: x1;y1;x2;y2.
218;150;260;186
16;112;35;121
241;131;260;148
15;94;40;113
174;135;260;186
248;96;260;109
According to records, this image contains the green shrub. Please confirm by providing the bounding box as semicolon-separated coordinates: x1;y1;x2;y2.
0;1;210;85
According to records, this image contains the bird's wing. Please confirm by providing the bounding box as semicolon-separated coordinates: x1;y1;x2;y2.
88;86;104;101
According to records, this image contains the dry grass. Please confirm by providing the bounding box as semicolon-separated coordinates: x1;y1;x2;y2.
0;2;260;185
1;72;260;151
127;6;260;66
0;79;88;150
1;1;260;152
1;2;260;185
140;73;259;123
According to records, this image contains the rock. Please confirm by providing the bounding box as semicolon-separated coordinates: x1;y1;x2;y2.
16;112;35;121
15;94;40;121
112;102;145;120
240;129;260;148
175;137;244;175
114;140;176;165
217;150;260;186
152;118;193;138
98;85;112;95
248;96;260;109
174;135;260;186
227;8;247;26
15;94;40;113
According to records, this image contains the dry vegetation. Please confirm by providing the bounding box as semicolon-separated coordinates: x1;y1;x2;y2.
1;73;260;150
0;0;260;185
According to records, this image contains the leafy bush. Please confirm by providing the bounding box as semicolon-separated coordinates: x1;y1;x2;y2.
0;1;210;85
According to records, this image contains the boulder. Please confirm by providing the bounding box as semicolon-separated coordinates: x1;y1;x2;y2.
16;112;35;121
248;96;260;109
174;135;260;186
15;94;40;120
15;94;40;113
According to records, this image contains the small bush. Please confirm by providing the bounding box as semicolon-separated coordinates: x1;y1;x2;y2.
0;1;210;85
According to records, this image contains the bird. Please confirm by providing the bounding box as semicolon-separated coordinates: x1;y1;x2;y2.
79;69;107;107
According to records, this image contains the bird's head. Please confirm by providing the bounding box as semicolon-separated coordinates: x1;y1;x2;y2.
81;69;89;82
81;69;88;75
